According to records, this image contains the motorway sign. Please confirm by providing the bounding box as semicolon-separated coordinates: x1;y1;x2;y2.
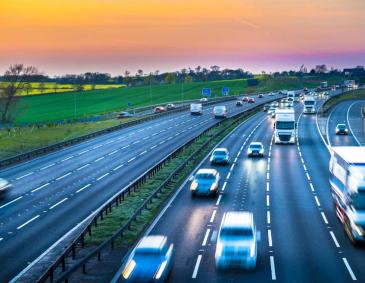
222;87;230;96
202;88;211;97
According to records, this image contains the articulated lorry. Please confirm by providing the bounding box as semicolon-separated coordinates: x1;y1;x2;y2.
330;147;365;244
303;96;316;114
274;109;296;144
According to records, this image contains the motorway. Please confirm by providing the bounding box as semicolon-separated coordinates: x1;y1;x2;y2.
113;97;365;283
0;94;279;281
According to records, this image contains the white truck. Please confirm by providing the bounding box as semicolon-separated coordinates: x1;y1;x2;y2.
329;147;365;244
274;109;296;144
287;91;295;103
190;103;203;115
303;96;316;114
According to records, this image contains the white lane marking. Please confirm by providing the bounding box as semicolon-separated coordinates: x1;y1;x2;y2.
93;144;102;149
267;211;271;224
128;156;136;163
266;195;270;206
108;150;119;156
76;184;91;193
150;145;157;150
76;164;90;171
202;229;211;246
17;215;40;230
270;256;277;280
268;229;273;247
113;164;124;171
16;172;34;180
121;145;130;149
159;141;165;145
97;173;109;181
49;197;68;210
314;196;321;207
230;164;235;171
266;182;270;192
321;212;328;224
343;257;357;281
78;149;89;155
347;101;361;146
216;195;222;206
95;156;105;162
0;196;23;209
306;172;311;181
330;231;340;248
210;210;217;223
133;140;140;144
61;156;73;162
192;255;202;279
222;181;227;192
309;183;315;192
56;172;71;181
303;164;307;171
139;150;147;156
31;183;50;193
40;163;55;171
234;157;238;163
267;172;270;180
226;172;231;179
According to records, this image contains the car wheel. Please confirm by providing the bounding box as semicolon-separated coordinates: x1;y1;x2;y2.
191;192;196;198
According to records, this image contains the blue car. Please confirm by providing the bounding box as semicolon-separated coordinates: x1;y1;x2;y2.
121;235;174;282
210;148;230;165
190;169;220;197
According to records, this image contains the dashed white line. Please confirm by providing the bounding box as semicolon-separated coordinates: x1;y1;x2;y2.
0;196;23;209
266;195;270;206
61;156;73;162
216;195;222;206
268;229;273;247
113;164;124;171
210;210;217;223
78;149;89;155
230;164;235;171
150;145;157;150
314;196;321;207
202;229;211;246
49;198;68;210
343;258;357;281
93;144;102;149
76;184;91;193
321;212;329;224
40;163;55;171
139;150;147;156
330;231;340;248
121;145;130;149
16;172;34;180
133;140;140;144
306;172;311;181
31;183;50;193
309;183;315;192
17;215;40;230
192;255;202;279
108;150;119;156
267;211;271;224
267;172;270;180
270;256;277;280
95;156;105;162
221;181;227;192
56;172;71;181
76;164;90;171
128;157;136;163
226;172;231;179
266;182;270;192
159;141;165;145
96;173;109;181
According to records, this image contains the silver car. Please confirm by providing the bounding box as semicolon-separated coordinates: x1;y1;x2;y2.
0;178;11;194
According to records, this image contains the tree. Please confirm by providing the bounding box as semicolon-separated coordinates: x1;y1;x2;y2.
0;64;39;123
165;73;175;84
24;82;31;95
38;81;46;94
136;69;143;77
53;83;59;93
184;75;193;84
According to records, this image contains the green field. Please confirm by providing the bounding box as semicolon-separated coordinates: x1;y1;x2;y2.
7;76;337;124
0;82;124;96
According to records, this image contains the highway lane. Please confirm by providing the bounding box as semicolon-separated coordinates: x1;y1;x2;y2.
0;94;281;281
347;100;365;145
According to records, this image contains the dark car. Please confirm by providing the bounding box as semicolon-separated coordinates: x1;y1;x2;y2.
336;124;348;135
116;111;134;119
236;101;243;107
121;235;174;282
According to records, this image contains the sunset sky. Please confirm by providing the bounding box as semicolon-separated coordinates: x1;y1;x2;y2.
1;0;365;75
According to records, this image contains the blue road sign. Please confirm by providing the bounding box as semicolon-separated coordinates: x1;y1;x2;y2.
202;88;211;97
222;87;230;96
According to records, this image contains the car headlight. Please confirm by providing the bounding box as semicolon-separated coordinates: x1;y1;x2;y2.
351;222;364;236
190;181;198;191
247;149;252;154
155;260;168;279
122;259;136;279
210;183;217;191
216;241;223;257
259;149;264;154
250;242;256;257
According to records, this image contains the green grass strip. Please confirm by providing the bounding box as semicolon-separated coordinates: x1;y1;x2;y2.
322;89;365;113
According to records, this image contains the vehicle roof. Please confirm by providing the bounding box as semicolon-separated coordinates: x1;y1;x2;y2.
214;148;228;152
332;147;365;164
249;142;263;146
336;123;346;127
196;168;218;175
136;236;167;251
222;211;253;228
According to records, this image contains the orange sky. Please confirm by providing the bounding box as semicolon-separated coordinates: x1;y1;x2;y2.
1;0;365;75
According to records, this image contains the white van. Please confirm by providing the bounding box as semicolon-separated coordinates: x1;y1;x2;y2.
213;106;227;118
190;103;203;115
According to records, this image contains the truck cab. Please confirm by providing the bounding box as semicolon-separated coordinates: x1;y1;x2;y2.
303;96;316;114
274;109;296;144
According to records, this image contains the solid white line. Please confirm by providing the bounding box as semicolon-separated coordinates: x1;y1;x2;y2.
56;172;71;181
267;211;271;224
17;215;40;230
78;149;89;155
31;183;50;193
0;196;23;209
216;195;222;206
268;229;273;247
49;198;68;210
113;164;124;171
266;195;270;206
61;156;73;162
343;258;357;281
97;173;109;181
330;231;340;248
314;196;321;207
315;109;330;151
108;150;119;156
210;210;217;223
76;184;91;193
192;255;202;279
266;182;270;192
270;256;277;280
76;164;90;171
202;229;211;246
16;172;34;180
222;182;227;192
95;156;104;162
128;157;136;163
40;163;55;171
321;212;329;224
347;101;362;146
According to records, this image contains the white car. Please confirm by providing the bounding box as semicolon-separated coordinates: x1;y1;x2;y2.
0;178;11;193
213;106;227;119
200;98;208;102
215;211;257;269
268;92;275;96
247;142;264;157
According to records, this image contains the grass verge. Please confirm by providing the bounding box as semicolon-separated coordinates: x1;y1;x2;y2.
84;108;258;248
322;89;365;113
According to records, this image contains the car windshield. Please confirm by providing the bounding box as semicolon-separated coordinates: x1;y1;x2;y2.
276;121;295;129
250;144;262;149
215;106;225;111
221;227;253;237
305;101;315;105
337;124;346;129
196;173;215;180
214;151;227;156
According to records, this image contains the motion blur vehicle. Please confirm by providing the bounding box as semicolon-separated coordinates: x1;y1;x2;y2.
154;106;166;113
258;94;263;98
215;211;257;270
116;111;134;119
247;142;264;157
190;103;203;115
242;96;249;102
335;123;349;135
200;97;208;102
213;106;227;118
121;235;174;282
236;101;243;107
272;101;279;108
190;169;220;197
210;148;230;165
0;178;11;195
267;106;276;115
166;104;176;110
330;147;365;244
263;104;270;112
248;97;255;103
